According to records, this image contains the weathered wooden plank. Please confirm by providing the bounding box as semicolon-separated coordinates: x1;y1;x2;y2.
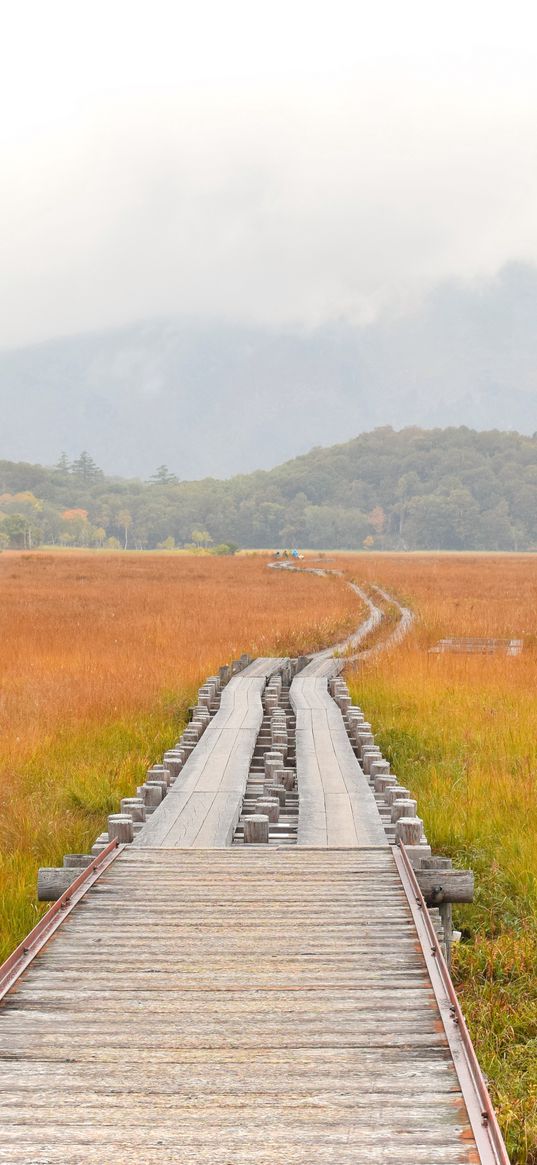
134;673;273;847
291;677;387;847
0;848;484;1165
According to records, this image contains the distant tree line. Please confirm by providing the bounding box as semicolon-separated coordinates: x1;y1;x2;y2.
1;427;536;552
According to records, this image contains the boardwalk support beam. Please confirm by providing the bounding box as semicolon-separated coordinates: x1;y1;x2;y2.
415;867;474;905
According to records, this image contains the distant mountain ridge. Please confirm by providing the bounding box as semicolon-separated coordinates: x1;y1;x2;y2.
1;262;536;479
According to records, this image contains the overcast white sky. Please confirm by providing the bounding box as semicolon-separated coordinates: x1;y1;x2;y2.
1;0;537;346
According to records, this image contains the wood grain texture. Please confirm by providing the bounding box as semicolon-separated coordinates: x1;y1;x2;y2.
135;662;286;848
0;848;479;1164
291;676;387;847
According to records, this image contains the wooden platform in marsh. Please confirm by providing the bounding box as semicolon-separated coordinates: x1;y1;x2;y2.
291;674;386;847
0;847;482;1165
0;624;508;1164
134;658;286;848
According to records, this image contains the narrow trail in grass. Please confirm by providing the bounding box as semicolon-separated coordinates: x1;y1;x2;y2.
268;561;414;667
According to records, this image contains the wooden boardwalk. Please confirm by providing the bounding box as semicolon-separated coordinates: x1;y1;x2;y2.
135;659;286;848
0;648;508;1164
291;674;386;847
0;848;488;1164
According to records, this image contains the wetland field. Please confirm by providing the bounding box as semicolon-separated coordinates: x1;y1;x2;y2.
1;549;536;1161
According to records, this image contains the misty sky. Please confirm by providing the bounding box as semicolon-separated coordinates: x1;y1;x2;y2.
2;0;537;348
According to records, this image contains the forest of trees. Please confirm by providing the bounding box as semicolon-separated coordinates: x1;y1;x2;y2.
1;427;536;553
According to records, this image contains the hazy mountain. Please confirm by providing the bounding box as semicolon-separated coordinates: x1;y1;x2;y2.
1;263;536;479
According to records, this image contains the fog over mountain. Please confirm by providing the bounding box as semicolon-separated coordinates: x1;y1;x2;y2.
1;262;536;479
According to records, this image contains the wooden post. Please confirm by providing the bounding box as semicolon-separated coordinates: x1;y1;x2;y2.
37;868;76;901
255;797;280;822
395;817;423;846
370;760;390;781
420;857;455;969
162;751;184;779
139;783;163;808
385;786;410;807
147;765;172;786
362;748;382;774
198;687;215;709
374;774;398;795
120;797;146;822
63;854;92;869
272;732;288;754
108;814;134;843
243;814;269;843
145;777;168;798
264;751;284;780
415;868;474;904
183;725;202;743
274;768;295;790
404;843;432;869
356;731;374;756
267;783;286;806
192;705;211;722
391;798;418;823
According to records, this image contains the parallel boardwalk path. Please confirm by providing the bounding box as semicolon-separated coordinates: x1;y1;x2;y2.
292;674;386;846
135;659;286;848
0;620;508;1163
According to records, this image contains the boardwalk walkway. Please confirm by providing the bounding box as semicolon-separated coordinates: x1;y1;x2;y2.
291;674;386;846
0;848;486;1165
0;640;508;1164
135;659;285;848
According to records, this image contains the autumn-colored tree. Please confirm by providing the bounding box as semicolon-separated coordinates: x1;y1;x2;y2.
62;508;89;522
368;506;386;534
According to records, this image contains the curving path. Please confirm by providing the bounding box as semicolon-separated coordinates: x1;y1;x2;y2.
271;561;414;676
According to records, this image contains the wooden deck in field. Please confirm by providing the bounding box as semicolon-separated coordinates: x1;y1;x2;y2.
0;848;482;1165
0;648;507;1165
291;674;386;847
135;659;286;848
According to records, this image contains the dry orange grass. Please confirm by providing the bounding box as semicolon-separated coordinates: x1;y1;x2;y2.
0;550;359;957
0;552;357;766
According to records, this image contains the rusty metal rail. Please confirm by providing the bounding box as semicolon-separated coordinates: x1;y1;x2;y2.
394;842;510;1165
0;839;123;1003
